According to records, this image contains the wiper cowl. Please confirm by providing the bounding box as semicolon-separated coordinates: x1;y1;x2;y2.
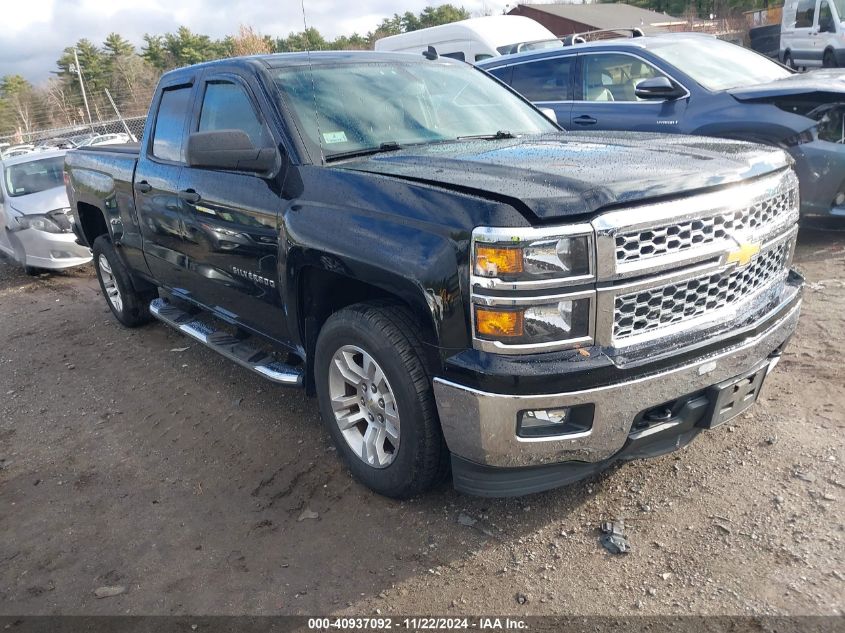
326;142;402;162
457;130;516;141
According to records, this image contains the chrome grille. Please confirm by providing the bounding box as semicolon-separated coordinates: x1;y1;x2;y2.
615;187;796;264
613;238;792;340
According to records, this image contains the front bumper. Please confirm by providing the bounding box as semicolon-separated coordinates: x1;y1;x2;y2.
434;273;802;495
16;228;92;269
790;140;845;219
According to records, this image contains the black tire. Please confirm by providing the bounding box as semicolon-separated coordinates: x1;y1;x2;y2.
784;51;796;70
7;233;37;275
823;49;837;68
314;302;449;498
92;235;157;327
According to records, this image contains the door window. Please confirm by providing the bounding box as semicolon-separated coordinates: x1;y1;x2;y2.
796;0;816;27
151;85;192;163
819;1;835;30
198;81;269;147
510;57;575;102
581;54;667;102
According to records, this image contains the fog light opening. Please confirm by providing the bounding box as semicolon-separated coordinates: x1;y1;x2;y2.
517;404;594;439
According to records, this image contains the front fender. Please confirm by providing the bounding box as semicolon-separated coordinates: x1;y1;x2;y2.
284;203;467;354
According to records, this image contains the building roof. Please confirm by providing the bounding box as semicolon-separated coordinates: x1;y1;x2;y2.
511;3;685;34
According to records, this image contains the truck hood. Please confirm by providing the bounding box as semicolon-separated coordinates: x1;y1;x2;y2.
728;69;845;101
336;133;790;220
8;186;69;216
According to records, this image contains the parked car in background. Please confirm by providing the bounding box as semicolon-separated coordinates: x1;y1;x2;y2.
479;33;845;220
35;137;77;150
1;144;35;159
375;15;562;62
0;151;91;274
76;133;134;147
780;0;845;68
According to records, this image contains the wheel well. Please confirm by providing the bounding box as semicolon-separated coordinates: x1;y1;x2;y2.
76;202;108;247
298;267;438;394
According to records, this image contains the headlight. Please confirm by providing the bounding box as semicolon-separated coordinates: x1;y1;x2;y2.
15;209;73;234
780;128;817;147
472;291;595;352
472;225;594;287
15;213;64;233
471;225;596;353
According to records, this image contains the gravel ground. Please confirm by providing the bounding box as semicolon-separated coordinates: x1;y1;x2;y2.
0;228;842;617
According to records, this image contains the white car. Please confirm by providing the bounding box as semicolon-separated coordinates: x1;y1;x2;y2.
76;133;133;147
374;15;562;63
0;151;92;274
780;0;845;68
1;144;35;159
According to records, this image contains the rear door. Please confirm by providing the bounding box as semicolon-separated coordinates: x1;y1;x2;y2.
178;71;289;342
570;52;688;133
488;54;576;127
135;79;195;288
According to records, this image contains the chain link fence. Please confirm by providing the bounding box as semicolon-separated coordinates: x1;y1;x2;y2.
0;116;147;147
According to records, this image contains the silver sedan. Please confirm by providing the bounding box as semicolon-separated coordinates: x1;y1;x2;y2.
0;150;91;273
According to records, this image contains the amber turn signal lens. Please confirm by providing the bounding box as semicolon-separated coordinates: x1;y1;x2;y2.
475;245;523;276
475;307;524;338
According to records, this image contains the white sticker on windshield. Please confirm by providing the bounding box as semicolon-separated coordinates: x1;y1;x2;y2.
322;131;348;144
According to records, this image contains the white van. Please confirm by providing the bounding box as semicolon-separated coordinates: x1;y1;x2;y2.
374;15;563;64
780;0;845;68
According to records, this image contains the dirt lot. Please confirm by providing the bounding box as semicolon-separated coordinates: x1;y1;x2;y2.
0;228;843;617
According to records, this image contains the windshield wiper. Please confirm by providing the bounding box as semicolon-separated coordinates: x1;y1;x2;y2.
325;141;402;162
457;130;516;141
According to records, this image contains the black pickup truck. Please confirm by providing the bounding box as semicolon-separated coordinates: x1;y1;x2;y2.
65;52;803;498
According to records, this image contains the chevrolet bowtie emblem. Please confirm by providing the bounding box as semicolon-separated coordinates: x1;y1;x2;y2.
726;242;761;268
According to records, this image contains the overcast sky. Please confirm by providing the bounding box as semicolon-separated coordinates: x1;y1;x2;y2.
1;0;512;83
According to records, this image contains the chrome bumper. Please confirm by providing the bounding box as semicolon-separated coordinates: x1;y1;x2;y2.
433;288;801;468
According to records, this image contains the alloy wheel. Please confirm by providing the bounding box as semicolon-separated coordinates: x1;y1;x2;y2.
98;254;123;313
328;344;400;468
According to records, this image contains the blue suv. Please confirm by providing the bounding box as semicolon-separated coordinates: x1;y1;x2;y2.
479;33;845;220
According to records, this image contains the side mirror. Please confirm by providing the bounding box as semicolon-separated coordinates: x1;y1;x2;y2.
634;76;685;100
539;107;558;124
186;129;277;173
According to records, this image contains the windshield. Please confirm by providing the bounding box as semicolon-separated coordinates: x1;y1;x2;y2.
834;0;845;20
651;38;791;91
4;156;65;198
273;61;556;160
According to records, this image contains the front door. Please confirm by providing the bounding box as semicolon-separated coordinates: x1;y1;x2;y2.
178;73;288;343
793;0;819;65
571;52;687;133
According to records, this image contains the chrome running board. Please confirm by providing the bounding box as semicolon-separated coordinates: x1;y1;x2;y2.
149;298;303;387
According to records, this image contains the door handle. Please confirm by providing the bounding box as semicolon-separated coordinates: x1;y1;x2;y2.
573;115;598;126
178;190;201;204
134;181;152;193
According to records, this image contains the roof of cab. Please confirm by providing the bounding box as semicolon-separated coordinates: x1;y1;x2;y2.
160;50;459;81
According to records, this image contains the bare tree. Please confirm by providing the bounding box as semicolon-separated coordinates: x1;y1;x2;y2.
230;25;274;57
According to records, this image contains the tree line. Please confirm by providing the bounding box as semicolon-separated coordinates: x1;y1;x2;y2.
0;4;470;140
